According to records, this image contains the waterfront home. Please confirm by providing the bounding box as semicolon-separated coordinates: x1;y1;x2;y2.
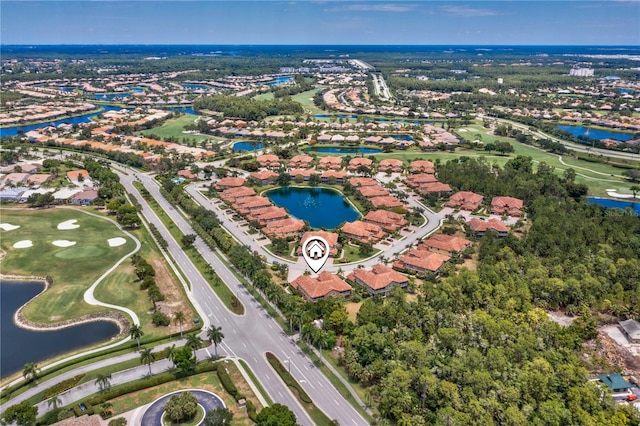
257;154;281;169
298;230;339;257
320;170;347;184
348;177;378;187
249;170;278;185
264;217;306;239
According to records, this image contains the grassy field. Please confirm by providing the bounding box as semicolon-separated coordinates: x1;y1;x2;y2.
139;114;224;145
0;208;136;324
291;88;325;115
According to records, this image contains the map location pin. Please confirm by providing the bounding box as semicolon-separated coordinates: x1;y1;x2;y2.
302;236;330;273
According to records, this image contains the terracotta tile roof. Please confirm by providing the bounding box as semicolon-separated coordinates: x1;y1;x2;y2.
299;231;339;257
416;182;452;194
405;173;437;187
249;170;278;181
363;210;407;231
444;191;484;211
215;177;246;190
358;185;389;198
490;196;524;216
291;271;352;301
466;218;509;233
348;158;373;170
342;221;385;242
220;186;255;202
369;196;404;209
420;234;472;253
318;156;343;170
66;169;90;180
289;155;314;168
265;217;306;238
321;170;347;180
379;159;404;171
289;169;315;178
348;177;378;187
410;160;435;174
395;250;450;272
177;169;196;179
348;264;408;291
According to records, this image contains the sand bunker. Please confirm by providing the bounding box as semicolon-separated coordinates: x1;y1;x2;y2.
52;240;77;248
0;223;20;231
107;237;127;247
57;220;80;230
13;240;33;249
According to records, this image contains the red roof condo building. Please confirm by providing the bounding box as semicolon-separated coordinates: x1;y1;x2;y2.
290;272;352;302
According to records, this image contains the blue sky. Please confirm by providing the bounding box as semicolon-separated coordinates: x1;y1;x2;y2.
1;1;639;45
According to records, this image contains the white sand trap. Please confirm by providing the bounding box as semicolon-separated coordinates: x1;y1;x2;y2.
108;237;127;247
57;220;80;230
0;223;20;231
13;240;33;249
52;240;76;247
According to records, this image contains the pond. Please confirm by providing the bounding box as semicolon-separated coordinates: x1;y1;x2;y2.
556;125;635;141
267;76;293;86
182;84;211;90
0;280;120;379
163;106;196;115
587;197;640;216
0;105;130;138
233;141;264;152
306;146;381;154
265;187;360;229
93;93;131;101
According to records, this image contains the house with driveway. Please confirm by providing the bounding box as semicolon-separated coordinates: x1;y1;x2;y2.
347;264;408;296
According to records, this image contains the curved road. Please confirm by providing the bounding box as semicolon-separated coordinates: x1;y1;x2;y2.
141;389;224;426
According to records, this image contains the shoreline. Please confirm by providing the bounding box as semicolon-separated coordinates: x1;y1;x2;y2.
1;274;130;336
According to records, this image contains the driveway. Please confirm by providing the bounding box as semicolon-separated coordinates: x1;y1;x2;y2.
140;389;224;426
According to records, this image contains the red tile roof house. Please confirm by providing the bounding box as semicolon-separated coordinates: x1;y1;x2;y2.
348;158;373;172
289;169;316;182
177;169;196;180
288;155;314;169
405;173;437;188
444;191;484;211
410;160;435;174
342;221;386;244
348;177;378;187
248;170;278;185
415;182;453;196
215;177;246;190
247;206;289;226
298;231;340;257
317;134;333;144
290;272;352;302
66;169;90;184
25;174;54;186
233;196;273;215
70;189;99;206
264;217;306;239
257;154;281;169
378;159;404;173
220;186;256;203
490;196;524;217
363;210;408;232
466;218;510;238
358;185;390;198
420;234;472;256
393;250;451;276
369;196;405;209
365;135;382;144
321;170;347;184
348;264;409;296
317;156;343;170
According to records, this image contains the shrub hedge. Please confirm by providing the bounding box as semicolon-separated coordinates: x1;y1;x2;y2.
265;352;312;404
42;374;85;400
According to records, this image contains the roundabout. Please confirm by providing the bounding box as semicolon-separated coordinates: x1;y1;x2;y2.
140;389;225;426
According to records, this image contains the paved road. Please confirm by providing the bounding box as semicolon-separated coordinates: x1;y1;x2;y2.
122;171;368;425
141;389;224;426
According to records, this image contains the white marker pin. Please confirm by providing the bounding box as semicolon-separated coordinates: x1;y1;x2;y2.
302;236;330;273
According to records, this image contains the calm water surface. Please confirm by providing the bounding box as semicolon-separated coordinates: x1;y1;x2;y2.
587;197;640;215
557;125;635;141
0;280;119;379
265;187;360;229
306;146;381;154
233;141;264;152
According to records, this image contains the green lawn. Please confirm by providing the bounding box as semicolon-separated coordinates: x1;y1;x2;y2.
291;88;325;115
335;244;379;264
139;114;224;145
0;208;136;324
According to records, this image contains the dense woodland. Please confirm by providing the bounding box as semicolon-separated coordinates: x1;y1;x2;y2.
193;95;304;120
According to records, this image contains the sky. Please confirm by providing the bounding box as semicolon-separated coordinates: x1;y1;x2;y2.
1;0;639;45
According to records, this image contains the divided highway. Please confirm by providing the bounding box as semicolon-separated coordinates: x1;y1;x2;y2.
120;171;369;425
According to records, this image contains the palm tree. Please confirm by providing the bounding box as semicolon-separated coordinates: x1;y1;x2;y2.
140;348;155;376
22;362;39;383
207;325;224;358
100;401;113;419
165;344;177;369
47;395;62;411
129;324;144;350
95;373;112;393
174;311;186;337
186;334;203;361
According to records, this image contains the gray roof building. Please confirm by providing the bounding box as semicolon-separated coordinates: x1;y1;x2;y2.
619;319;640;344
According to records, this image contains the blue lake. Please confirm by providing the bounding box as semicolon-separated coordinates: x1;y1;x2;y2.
0;280;119;379
233;141;264;152
587;197;640;215
267;76;293;86
127;86;145;93
182;84;211;90
557;125;635;141
0;105;130;138
59;87;75;92
390;134;414;141
265;187;360;229
306;146;381;154
164;106;196;115
93;93;131;101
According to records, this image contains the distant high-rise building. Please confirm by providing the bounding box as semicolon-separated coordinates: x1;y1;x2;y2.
569;68;594;77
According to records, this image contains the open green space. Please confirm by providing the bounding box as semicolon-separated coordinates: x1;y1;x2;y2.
0;208;136;324
139;114;224;145
290;88;325;115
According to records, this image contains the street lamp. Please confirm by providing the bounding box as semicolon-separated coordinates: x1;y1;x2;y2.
285;357;292;374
